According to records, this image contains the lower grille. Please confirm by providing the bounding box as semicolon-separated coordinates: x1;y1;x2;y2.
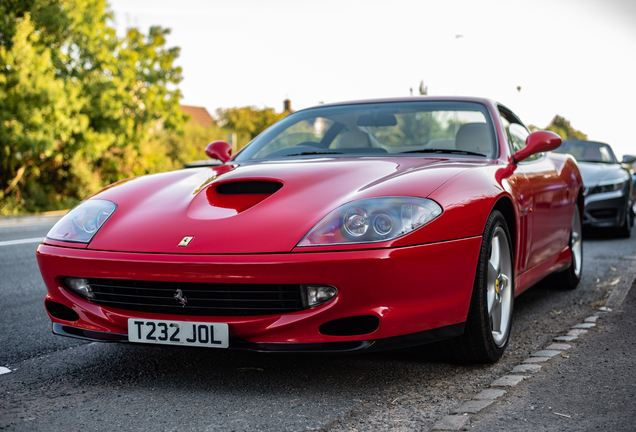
589;208;618;220
84;278;304;316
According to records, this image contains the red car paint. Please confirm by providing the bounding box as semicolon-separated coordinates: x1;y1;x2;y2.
36;96;583;353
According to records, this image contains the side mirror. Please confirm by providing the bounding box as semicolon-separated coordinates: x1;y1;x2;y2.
513;131;562;163
205;140;232;163
622;155;636;164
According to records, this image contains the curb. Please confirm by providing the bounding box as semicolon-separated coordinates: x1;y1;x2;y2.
431;260;636;431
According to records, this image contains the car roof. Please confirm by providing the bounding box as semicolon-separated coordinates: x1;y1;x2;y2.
562;139;611;146
295;96;498;112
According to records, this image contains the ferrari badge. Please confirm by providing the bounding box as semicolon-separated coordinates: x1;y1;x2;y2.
174;289;188;307
178;236;194;247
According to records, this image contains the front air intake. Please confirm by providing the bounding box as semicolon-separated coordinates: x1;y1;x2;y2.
46;301;80;321
319;316;380;336
75;278;304;316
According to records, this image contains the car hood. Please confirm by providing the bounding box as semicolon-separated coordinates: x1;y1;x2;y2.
86;157;478;254
578;162;629;187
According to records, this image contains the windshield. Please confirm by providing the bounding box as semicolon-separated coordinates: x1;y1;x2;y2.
555;140;617;164
234;101;495;161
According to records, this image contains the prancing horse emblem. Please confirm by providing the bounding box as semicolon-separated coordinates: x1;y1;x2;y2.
174;289;188;307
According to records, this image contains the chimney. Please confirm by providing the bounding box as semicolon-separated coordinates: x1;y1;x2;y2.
283;98;292;113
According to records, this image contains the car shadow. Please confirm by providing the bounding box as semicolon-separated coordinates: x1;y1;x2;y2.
583;226;629;241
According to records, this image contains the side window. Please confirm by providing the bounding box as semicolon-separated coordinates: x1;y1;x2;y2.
508;123;529;154
509;123;542;162
500;112;541;163
499;114;514;153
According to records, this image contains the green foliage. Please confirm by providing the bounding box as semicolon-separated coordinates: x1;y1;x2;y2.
216;106;286;149
145;122;234;170
0;0;185;214
545;115;587;140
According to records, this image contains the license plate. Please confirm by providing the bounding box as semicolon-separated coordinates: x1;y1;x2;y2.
127;319;229;348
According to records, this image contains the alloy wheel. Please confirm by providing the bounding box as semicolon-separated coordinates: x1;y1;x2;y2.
487;225;513;347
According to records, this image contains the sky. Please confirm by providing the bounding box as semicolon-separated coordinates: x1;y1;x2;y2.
108;0;636;158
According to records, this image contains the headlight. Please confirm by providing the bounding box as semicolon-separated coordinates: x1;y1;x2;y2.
47;200;117;243
297;197;442;246
300;285;338;308
64;277;94;299
588;180;628;195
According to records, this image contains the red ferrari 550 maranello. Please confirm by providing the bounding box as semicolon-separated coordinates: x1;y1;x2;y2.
37;96;584;363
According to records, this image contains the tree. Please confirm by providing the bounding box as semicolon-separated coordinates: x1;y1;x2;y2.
419;80;428;95
216;106;287;149
0;13;87;207
545;115;587;140
0;0;185;214
146;121;234;170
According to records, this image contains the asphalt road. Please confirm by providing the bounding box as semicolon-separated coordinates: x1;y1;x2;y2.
469;277;636;432
0;216;634;431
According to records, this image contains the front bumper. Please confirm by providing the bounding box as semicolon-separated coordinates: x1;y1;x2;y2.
37;237;481;352
584;189;630;228
51;322;465;354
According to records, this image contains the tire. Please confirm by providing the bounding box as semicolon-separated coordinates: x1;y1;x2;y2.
446;210;514;363
617;204;633;238
556;205;583;289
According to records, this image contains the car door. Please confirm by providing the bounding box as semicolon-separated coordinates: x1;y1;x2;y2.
506;167;534;273
508;123;571;269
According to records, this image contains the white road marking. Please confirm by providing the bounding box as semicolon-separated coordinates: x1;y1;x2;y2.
0;366;11;375
0;237;44;246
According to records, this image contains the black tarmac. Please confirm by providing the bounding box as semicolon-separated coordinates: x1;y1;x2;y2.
469;278;636;431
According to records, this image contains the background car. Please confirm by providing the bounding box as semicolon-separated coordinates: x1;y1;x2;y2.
554;140;634;237
37;97;583;364
631;169;636;212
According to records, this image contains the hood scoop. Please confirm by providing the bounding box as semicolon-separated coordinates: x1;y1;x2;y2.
216;180;283;195
187;180;283;220
198;180;283;215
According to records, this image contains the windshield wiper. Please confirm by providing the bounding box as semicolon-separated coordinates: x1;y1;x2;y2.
283;151;343;157
402;149;487;157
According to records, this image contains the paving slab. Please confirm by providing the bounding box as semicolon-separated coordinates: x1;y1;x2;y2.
546;343;571;350
523;356;550;363
572;323;596;329
567;329;588;336
473;389;506;400
531;350;561;357
490;375;528;387
453;400;495;414
554;336;578;342
512;364;541;373
431;415;470;430
585;316;600;322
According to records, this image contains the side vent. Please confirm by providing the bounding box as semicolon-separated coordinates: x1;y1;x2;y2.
216;181;283;195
